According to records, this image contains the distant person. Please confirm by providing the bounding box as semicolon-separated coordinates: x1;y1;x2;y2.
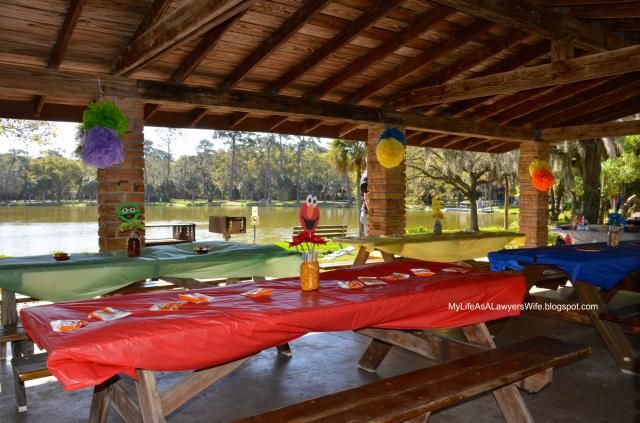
360;171;369;236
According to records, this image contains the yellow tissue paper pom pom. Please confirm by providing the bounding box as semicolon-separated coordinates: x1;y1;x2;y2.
376;138;405;169
528;159;551;177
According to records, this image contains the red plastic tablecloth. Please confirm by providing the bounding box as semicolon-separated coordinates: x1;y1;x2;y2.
20;260;525;391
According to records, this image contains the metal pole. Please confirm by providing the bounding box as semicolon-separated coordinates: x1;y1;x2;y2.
253;225;256;244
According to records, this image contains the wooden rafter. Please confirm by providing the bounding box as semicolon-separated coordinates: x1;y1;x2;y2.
419;41;549;116
534;79;640;127
113;0;253;76
269;0;401;94
220;0;330;88
539;120;640;141
144;104;161;121
33;95;46;117
395;32;531;111
347;20;495;105
49;0;87;69
302;119;325;134
189;107;210;127
268;116;290;131
307;6;454;101
511;74;640;126
338;123;360;138
388;44;640;109
429;0;635;51
229;111;250;129
170;14;242;84
131;0;174;41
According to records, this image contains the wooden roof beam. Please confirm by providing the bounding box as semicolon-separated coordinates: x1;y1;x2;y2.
269;0;402;94
113;0;253;76
396;32;531;111
189;107;210;127
388;44;640;109
338;123;360;138
347;20;495;105
302;119;325;134
170;14;242;84
539;119;640;142
429;0;635;52
0;64;535;142
420;41;549;116
306;6;454;101
131;0;174;41
229;111;250;129
268;116;290;131
49;0;87;69
144;104;161;121
220;0;330;89
33;95;46;118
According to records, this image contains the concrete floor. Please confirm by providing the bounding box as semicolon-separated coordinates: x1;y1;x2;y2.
0;312;638;422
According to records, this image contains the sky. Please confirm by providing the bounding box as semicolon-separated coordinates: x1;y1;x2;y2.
0;121;331;158
0;121;221;158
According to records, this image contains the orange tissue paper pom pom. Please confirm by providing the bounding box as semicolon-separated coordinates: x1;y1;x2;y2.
531;168;554;191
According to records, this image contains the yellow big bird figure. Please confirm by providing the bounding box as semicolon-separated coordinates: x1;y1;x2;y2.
432;198;444;235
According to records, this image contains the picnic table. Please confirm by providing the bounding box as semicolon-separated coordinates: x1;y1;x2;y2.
334;231;524;265
19;260;542;421
489;242;640;373
0;242;299;327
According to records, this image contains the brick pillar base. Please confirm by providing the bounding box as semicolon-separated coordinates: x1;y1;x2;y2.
97;98;145;252
518;143;549;247
366;126;406;236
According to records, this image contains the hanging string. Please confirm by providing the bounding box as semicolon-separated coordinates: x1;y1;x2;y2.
97;77;103;99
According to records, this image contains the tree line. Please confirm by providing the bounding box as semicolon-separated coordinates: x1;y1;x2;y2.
1;118;639;231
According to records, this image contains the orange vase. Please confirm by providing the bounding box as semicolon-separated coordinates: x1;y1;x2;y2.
300;253;319;291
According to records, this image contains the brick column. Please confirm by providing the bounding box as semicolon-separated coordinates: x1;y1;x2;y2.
97;98;145;251
518;143;549;247
366;126;406;236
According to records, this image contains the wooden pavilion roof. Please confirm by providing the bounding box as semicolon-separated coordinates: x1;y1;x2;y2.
0;0;639;153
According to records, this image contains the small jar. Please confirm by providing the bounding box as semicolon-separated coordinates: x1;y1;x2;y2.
300;252;319;291
607;226;621;248
127;231;141;257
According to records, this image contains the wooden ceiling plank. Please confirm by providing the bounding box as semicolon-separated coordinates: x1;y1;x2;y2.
348;20;495;105
429;0;635;51
48;0;87;69
189;107;210;127
306;7;454;100
388;44;640;109
131;0;174;41
113;0;253;76
170;13;242;83
539;119;640;141
269;0;402;94
220;0;331;89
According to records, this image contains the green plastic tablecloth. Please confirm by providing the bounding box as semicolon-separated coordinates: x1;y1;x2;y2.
0;242;299;301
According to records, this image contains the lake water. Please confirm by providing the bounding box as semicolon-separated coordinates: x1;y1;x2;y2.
0;205;515;256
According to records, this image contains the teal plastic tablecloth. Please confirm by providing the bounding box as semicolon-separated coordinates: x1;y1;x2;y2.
0;242;299;301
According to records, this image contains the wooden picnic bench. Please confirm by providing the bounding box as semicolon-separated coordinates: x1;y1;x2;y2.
144;223;196;246
292;224;348;239
238;336;590;423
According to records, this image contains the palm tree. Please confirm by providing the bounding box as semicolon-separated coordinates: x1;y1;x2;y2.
329;139;367;234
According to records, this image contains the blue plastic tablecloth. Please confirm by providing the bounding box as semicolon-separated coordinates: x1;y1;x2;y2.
488;242;640;289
